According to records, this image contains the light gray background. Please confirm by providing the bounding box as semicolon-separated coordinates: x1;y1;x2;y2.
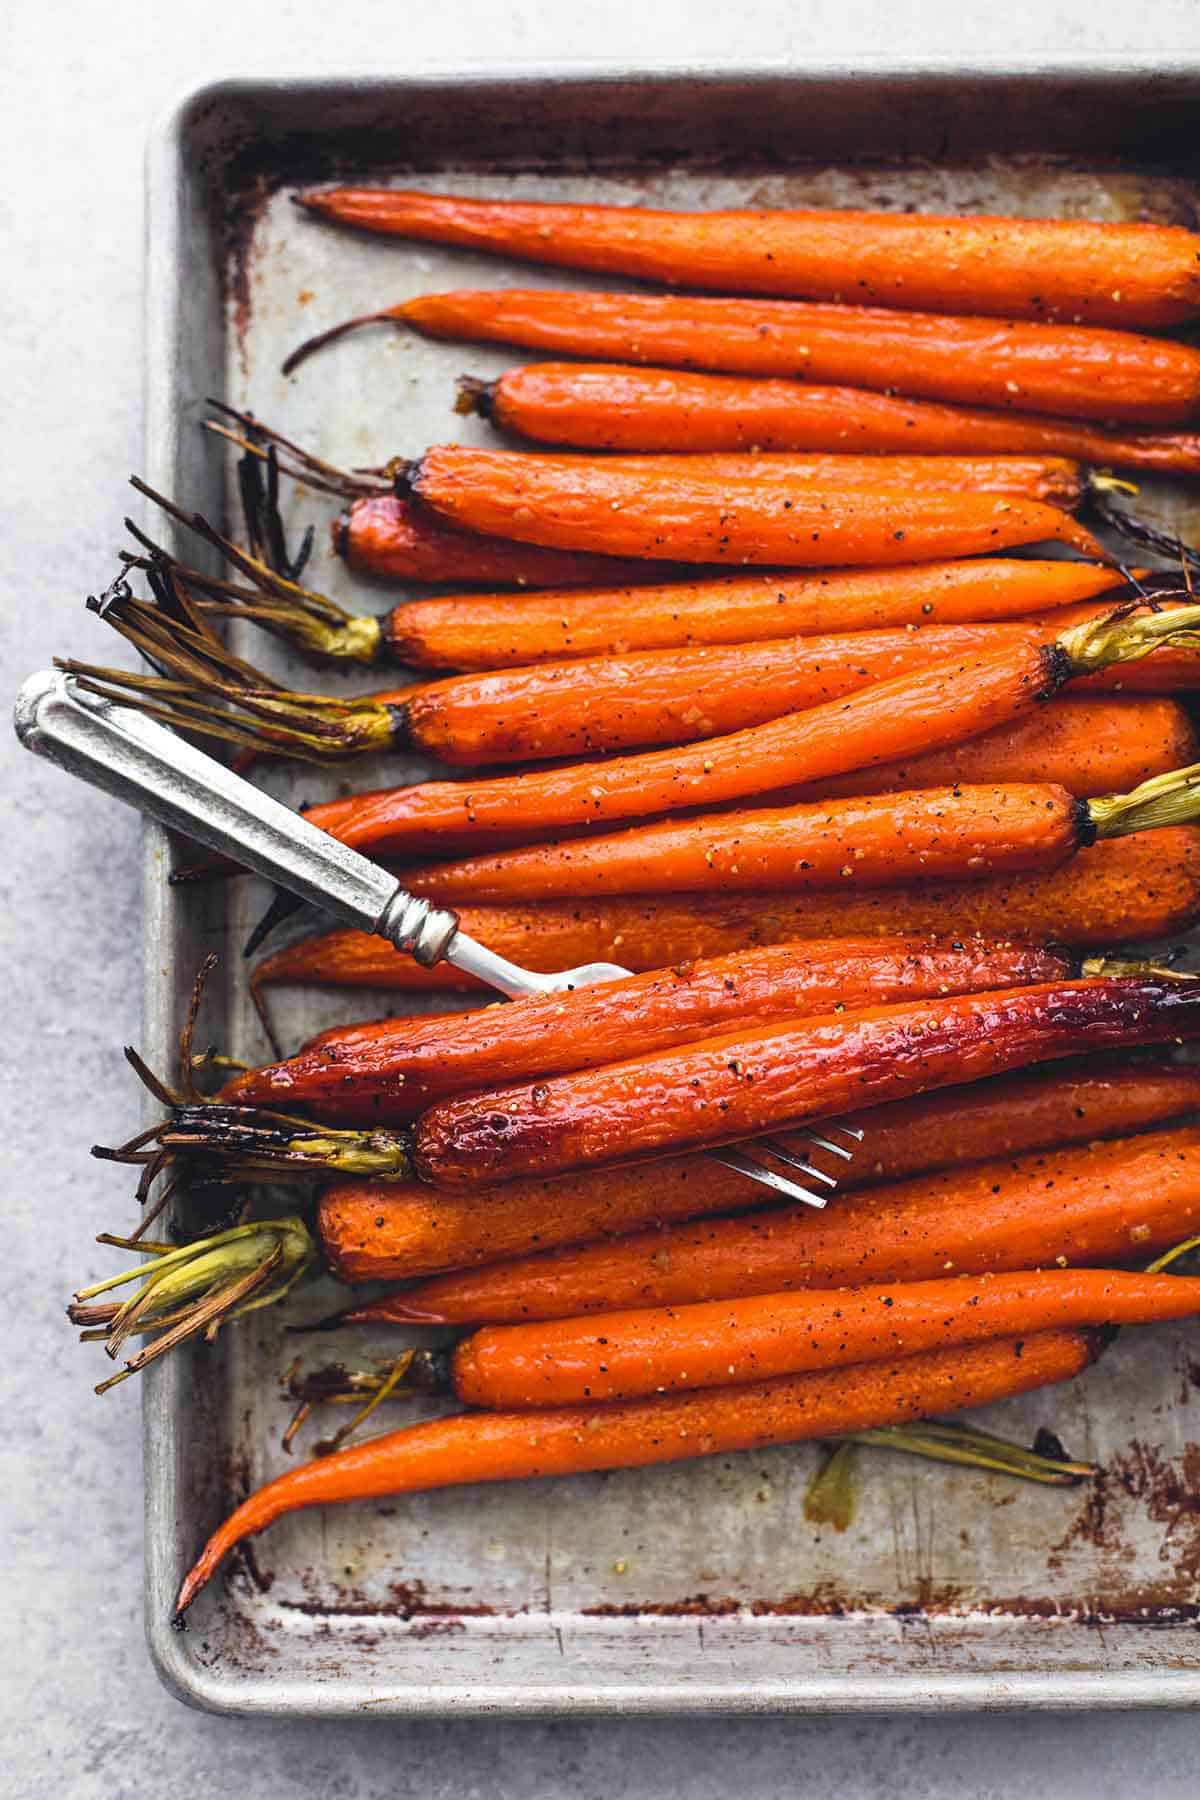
4;3;1200;1793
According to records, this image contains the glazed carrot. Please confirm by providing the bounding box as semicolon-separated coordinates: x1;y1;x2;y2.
404;770;1200;903
253;827;1200;995
301;289;1200;425
386;564;1150;671
300;608;1200;857
295;189;1200;327
471;364;1200;473
336;493;688;588
320;1059;1200;1283
372;1126;1200;1323
175;1328;1099;1615
397;635;1196;766
405;444;1105;565
228;935;1070;1126
454;1267;1200;1408
411;976;1200;1189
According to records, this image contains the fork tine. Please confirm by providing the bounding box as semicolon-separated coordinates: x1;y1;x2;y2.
799;1129;858;1160
707;1145;829;1209
752;1141;839;1187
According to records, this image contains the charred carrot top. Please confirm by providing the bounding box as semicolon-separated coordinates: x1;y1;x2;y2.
471;363;1200;474
411;976;1200;1189
404;445;1105;566
175;1330;1098;1615
320;1057;1200;1283
252;828;1200;996
403;767;1200;905
387;562;1139;671
454;1267;1200;1408
301;607;1200;856
285;288;1200;426
227;935;1071;1127
371;1126;1200;1325
294;189;1200;327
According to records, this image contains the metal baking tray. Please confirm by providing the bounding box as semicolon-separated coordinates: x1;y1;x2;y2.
144;62;1200;1714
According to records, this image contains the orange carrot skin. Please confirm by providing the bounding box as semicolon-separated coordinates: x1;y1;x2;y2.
485;364;1200;473
454;1267;1200;1408
386;560;1131;670
407;784;1090;905
320;1058;1200;1283
253;827;1200;996
305;641;1069;855
408;445;1104;566
175;1329;1097;1616
378;1126;1200;1324
232;935;1070;1126
791;698;1197;805
337;493;689;589
298;189;1200;327
412;977;1200;1188
403;290;1200;425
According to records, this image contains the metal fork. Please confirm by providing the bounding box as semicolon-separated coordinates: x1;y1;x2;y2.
14;670;860;1206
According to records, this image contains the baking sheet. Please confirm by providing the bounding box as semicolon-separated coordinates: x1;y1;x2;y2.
143;65;1200;1714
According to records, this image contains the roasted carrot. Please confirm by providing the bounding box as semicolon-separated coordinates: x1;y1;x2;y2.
253;827;1200;995
175;1328;1099;1615
228;935;1070;1126
300;608;1200;857
404;769;1200;904
386;564;1153;671
289;288;1200;425
469;363;1200;473
412;976;1200;1189
404;444;1105;565
335;493;687;588
454;1267;1200;1408
371;1126;1200;1324
295;189;1200;327
320;1059;1200;1283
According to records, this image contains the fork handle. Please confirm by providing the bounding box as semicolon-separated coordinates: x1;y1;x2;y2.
13;669;460;965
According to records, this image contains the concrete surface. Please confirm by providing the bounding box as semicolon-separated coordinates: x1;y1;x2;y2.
4;2;1200;1793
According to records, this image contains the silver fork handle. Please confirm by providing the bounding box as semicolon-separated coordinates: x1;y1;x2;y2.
14;670;460;964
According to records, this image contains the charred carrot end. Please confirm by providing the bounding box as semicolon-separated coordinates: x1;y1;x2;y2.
293;190;1200;327
174;1327;1098;1615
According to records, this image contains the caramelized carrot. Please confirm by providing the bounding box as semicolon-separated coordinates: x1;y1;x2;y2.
454;1267;1200;1408
229;935;1069;1126
387;560;1135;670
405;444;1105;565
337;493;688;588
301;609;1200;857
372;1126;1200;1323
175;1329;1099;1615
320;1059;1200;1283
406;776;1200;904
398;635;1195;767
372;290;1200;425
473;363;1200;472
253;828;1200;995
411;976;1200;1188
295;189;1200;327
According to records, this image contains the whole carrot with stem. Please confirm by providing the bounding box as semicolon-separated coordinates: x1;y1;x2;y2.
463;363;1200;472
227;935;1071;1125
320;1059;1200;1283
175;1329;1100;1616
402;444;1106;565
286;288;1200;425
411;975;1200;1189
453;1266;1200;1409
252;828;1200;995
294;188;1200;327
402;766;1200;904
296;606;1200;858
365;1125;1200;1325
